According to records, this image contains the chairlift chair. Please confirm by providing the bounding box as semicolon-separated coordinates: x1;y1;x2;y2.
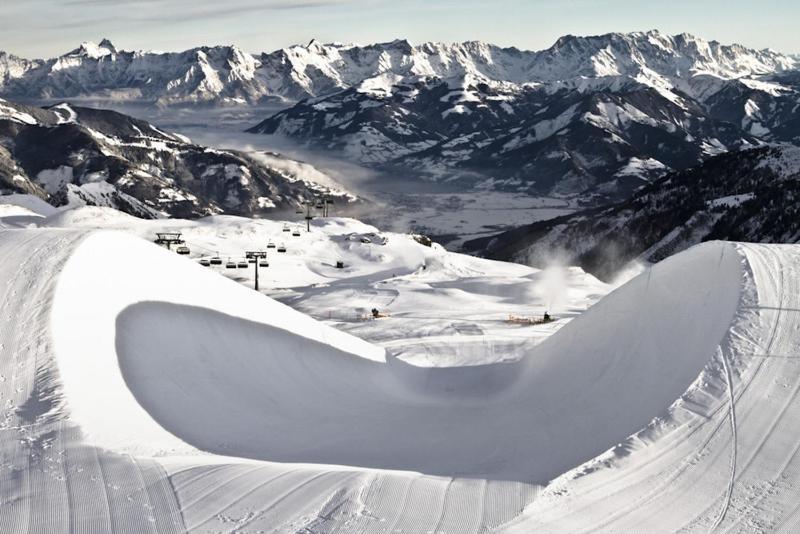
267;241;276;249
282;223;290;232
176;245;190;255
277;244;287;253
225;258;236;269
210;256;223;265
199;259;211;267
237;260;248;268
259;259;269;267
292;229;301;237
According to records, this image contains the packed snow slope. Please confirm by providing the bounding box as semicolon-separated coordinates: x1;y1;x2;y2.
3;221;800;531
33;206;608;366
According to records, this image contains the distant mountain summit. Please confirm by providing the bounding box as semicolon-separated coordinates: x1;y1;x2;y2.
66;38;118;59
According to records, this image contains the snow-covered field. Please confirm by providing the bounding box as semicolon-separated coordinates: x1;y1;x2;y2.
2;194;800;532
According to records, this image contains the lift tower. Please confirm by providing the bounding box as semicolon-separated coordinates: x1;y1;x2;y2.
154;232;184;251
246;251;268;291
301;199;314;232
321;195;334;217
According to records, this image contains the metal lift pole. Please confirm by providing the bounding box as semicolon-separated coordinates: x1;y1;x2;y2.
254;258;259;291
245;251;268;291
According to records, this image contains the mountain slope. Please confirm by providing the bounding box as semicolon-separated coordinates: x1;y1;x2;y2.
0;98;358;218
250;77;768;199
4;32;800;199
248;31;800;199
466;145;800;279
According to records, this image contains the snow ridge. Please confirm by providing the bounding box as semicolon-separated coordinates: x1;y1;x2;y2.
1;31;796;106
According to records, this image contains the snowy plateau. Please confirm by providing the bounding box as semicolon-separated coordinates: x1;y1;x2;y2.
1;27;800;534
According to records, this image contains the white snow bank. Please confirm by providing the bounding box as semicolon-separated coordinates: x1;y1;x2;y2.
44;205;147;228
502;242;800;532
0;193;59;217
51;231;384;456
52;232;744;485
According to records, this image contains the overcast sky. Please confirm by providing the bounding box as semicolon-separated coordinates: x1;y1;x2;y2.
2;0;798;58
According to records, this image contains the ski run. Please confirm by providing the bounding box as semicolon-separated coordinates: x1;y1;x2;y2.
2;199;800;532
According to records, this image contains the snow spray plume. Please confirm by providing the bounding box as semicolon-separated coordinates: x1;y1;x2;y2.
525;246;571;314
574;238;642;283
541;261;569;314
610;259;648;288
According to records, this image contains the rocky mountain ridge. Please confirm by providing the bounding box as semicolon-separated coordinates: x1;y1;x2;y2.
0;98;358;218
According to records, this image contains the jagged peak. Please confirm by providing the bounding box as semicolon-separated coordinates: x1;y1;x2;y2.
66;39;117;59
98;38;117;54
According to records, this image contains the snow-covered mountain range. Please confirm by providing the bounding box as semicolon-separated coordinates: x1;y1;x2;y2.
2;33;796;106
249;32;800;199
466;145;800;279
3;31;800;199
0;98;358;218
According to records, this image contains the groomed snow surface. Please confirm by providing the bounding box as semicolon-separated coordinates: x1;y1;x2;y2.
2;209;800;531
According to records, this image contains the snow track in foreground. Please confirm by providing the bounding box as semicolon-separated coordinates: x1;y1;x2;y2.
3;227;800;532
504;244;800;533
0;230;184;533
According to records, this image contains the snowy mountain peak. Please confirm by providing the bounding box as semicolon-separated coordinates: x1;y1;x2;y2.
538;30;797;81
68;39;117;59
98;38;118;53
306;38;324;51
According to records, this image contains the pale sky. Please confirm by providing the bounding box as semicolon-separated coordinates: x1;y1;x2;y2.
2;0;798;58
